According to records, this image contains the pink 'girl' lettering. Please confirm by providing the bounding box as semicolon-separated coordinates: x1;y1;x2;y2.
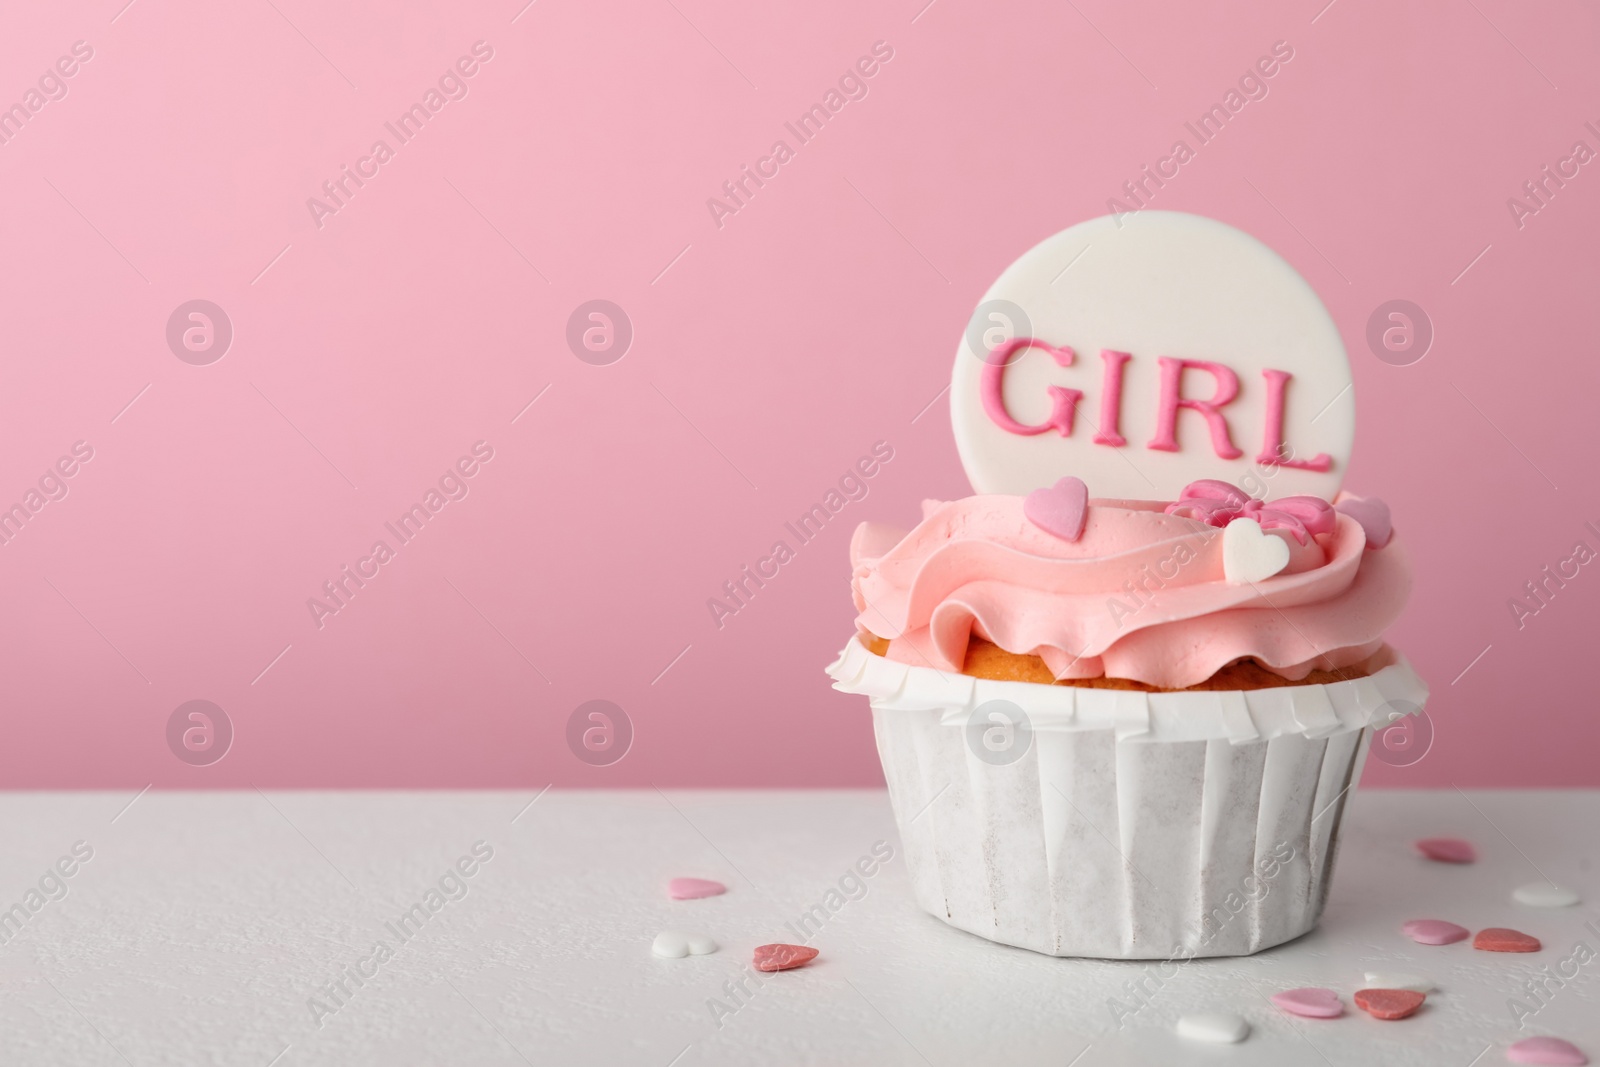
1147;357;1242;459
980;339;1082;437
980;340;1330;471
1256;369;1332;471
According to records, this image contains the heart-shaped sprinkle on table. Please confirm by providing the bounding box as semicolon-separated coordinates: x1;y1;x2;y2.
1023;476;1089;542
667;877;726;900
1335;497;1393;548
1513;882;1580;908
1474;927;1541;953
752;943;820;972
1364;971;1433;994
1414;837;1477;864
1176;1013;1250;1043
1354;988;1426;1020
1402;919;1470;945
651;930;718;958
1508;1036;1588;1065
1270;987;1343;1019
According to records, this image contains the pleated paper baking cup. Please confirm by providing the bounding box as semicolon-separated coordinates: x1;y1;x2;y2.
827;635;1429;959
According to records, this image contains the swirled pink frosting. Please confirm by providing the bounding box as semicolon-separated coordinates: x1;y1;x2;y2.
849;493;1410;689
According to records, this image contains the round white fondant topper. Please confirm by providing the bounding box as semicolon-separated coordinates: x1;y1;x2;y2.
951;211;1354;502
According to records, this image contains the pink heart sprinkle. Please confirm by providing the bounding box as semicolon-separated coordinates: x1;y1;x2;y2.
1335;497;1393;548
1402;918;1471;945
1414;837;1477;864
667;877;726;900
1270;987;1343;1019
1024;476;1089;542
1508;1036;1588;1065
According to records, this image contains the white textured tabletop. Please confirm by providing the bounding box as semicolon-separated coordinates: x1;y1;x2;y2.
1;789;1595;1066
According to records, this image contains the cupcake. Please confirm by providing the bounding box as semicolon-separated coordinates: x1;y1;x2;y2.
826;211;1426;958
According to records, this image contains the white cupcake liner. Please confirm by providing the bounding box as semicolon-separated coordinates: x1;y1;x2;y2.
827;636;1429;958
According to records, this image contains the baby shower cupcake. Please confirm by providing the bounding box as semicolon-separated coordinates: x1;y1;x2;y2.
827;212;1426;958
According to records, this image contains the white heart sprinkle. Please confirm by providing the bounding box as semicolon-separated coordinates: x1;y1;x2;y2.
652;930;718;958
1514;882;1581;908
1222;518;1291;584
1177;1013;1250;1044
1364;971;1434;993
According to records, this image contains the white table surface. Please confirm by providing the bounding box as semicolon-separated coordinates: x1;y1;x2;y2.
1;789;1596;1066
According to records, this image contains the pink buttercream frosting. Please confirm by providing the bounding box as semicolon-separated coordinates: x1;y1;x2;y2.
849;491;1410;690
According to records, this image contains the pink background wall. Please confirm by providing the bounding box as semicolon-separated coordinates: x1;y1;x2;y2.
1;0;1595;789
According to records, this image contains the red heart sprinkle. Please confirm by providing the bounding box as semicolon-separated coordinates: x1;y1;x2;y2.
1354;988;1426;1020
1474;927;1542;952
752;943;819;972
